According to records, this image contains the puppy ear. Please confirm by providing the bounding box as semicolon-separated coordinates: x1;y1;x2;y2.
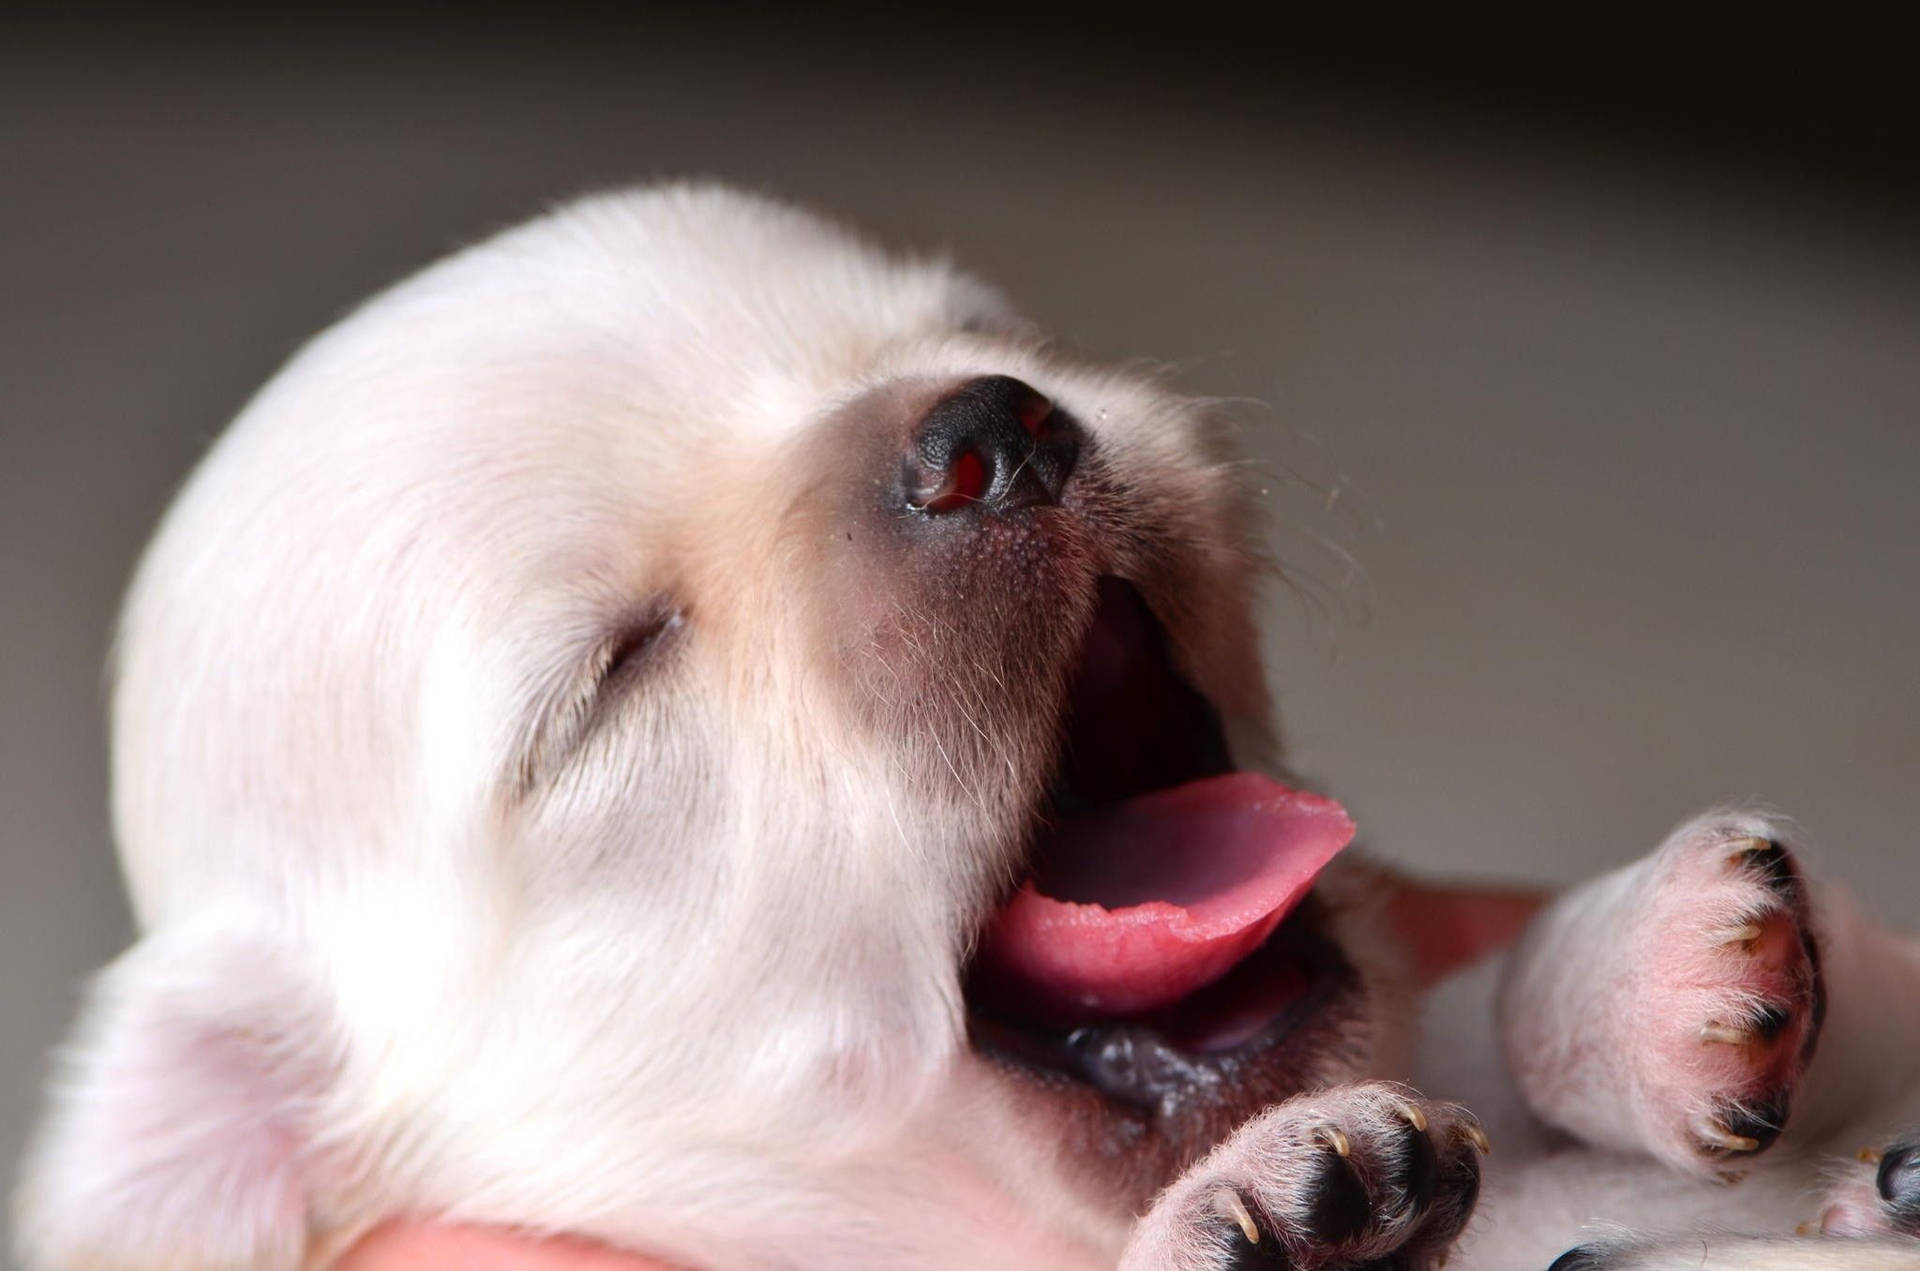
14;923;342;1271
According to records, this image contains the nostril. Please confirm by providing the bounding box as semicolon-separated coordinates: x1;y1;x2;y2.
1014;390;1052;439
921;449;987;513
905;375;1080;515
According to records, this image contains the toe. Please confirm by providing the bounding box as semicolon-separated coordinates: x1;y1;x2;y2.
1705;1088;1792;1157
1377;1107;1440;1223
1212;1189;1291;1268
1724;837;1799;901
1302;1147;1373;1245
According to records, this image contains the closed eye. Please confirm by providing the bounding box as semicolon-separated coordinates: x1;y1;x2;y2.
516;604;684;792
596;607;683;701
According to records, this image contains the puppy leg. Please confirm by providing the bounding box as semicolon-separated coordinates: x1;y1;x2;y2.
1497;810;1826;1175
1119;1082;1486;1271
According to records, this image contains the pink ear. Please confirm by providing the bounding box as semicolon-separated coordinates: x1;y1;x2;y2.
15;924;341;1271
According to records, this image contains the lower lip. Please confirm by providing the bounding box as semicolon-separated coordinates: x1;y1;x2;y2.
1128;903;1334;1052
970;893;1348;1070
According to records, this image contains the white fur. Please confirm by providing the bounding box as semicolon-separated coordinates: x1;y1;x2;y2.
18;185;1258;1270
15;184;1920;1271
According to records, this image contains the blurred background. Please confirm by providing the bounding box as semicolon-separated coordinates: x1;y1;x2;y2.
5;12;1916;1251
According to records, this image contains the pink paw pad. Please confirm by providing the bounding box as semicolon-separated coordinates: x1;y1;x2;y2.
1634;829;1824;1165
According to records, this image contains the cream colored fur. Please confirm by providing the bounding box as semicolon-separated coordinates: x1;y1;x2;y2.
15;185;1920;1271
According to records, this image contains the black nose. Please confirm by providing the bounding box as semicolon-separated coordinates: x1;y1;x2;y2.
904;376;1080;514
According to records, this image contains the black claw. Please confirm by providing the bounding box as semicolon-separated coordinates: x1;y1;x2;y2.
1732;839;1798;899
1305;1148;1374;1244
1877;1141;1920;1220
1546;1244;1611;1271
1714;1088;1792;1155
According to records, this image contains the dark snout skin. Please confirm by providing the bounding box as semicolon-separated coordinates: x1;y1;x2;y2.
789;374;1105;806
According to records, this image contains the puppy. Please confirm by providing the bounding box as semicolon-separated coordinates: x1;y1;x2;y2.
15;184;1920;1271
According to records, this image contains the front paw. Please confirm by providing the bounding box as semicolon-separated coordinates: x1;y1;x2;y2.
1121;1083;1486;1271
1502;811;1825;1175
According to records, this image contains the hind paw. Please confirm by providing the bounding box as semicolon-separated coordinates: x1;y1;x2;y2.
1626;817;1824;1169
1500;810;1828;1174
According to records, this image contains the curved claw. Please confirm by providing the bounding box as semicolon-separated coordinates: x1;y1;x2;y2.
1692;1115;1761;1154
1312;1123;1353;1158
1210;1189;1260;1245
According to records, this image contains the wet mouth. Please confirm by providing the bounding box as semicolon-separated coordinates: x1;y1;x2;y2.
964;577;1359;1118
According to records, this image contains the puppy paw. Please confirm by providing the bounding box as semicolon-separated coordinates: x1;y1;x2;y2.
1500;811;1827;1175
1624;817;1824;1170
1819;1136;1920;1239
1121;1083;1485;1270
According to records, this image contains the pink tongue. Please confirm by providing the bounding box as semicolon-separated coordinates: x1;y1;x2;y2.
977;773;1355;1020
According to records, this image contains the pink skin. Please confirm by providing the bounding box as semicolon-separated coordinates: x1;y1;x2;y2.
335;880;1544;1270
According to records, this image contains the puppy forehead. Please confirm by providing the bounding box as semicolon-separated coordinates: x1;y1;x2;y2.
392;194;998;501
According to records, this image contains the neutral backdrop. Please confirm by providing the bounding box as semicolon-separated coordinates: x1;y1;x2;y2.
5;21;1917;1257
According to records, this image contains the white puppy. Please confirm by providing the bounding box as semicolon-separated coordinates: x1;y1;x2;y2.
15;185;1920;1271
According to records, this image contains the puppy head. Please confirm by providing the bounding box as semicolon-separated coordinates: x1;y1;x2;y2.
16;185;1412;1270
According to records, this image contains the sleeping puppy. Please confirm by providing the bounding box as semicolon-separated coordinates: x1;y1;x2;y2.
14;184;1920;1271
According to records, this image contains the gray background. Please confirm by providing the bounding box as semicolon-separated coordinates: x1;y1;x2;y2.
5;22;1917;1253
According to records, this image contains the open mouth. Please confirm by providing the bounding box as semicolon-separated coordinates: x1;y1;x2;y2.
965;577;1358;1116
